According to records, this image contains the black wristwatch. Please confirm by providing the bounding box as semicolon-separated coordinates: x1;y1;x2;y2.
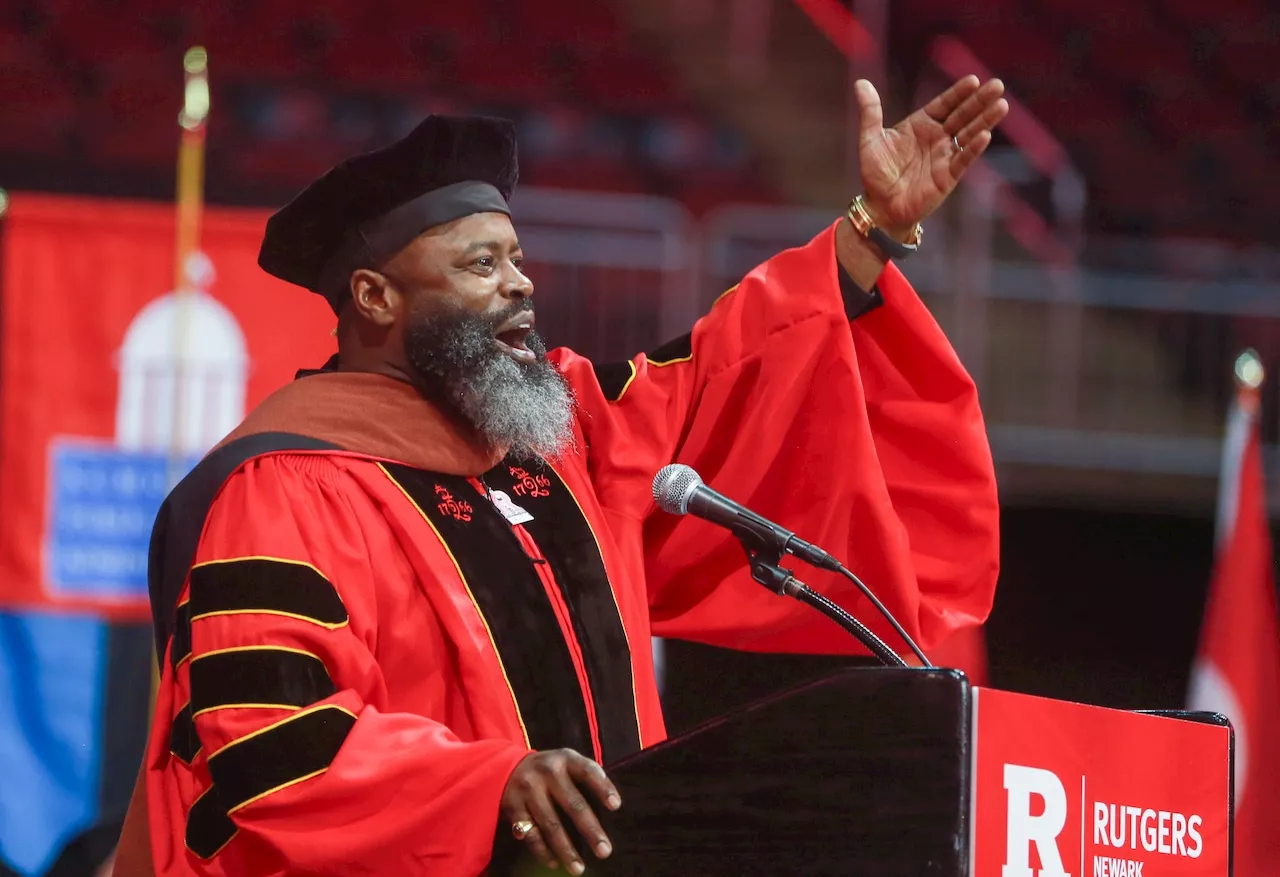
846;194;923;261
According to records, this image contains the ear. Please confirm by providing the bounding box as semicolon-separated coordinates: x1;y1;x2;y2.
348;269;401;328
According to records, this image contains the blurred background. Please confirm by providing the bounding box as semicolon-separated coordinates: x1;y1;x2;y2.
0;0;1277;874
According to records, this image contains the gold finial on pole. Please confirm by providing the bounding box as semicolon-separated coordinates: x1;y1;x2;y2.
1234;349;1264;391
179;47;210;131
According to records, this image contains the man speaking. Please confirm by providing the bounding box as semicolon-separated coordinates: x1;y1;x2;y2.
116;75;1007;876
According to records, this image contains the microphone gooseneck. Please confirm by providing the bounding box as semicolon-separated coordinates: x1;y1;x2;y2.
791;584;908;668
834;566;930;668
652;463;932;669
749;559;907;667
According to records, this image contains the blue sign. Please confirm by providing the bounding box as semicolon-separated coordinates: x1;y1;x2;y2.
0;611;105;876
44;440;199;599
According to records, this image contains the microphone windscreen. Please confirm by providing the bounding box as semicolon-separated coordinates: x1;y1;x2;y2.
652;464;702;514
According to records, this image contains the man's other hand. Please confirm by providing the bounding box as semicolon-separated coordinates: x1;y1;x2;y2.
856;75;1009;234
500;749;622;874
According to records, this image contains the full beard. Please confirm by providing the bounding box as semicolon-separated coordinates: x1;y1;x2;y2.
404;300;576;461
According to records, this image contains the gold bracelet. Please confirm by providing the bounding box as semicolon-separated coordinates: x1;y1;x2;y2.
846;194;877;237
845;195;923;258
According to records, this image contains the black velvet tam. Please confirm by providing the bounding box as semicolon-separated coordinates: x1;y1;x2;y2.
258;114;520;305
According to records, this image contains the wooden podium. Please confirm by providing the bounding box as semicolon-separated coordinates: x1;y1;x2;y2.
493;669;1233;876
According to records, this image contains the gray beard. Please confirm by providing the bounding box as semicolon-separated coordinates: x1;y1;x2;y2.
404;301;576;461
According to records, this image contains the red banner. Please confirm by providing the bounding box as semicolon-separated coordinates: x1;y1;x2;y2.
0;193;335;618
972;686;1232;877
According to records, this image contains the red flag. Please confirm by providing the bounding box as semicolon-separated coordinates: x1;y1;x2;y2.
1188;353;1280;874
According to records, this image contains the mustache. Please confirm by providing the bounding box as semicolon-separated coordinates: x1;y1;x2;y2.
486;300;534;331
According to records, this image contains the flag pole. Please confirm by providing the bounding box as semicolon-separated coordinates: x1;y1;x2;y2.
174;47;209;292
167;46;210;477
155;45;210;692
1217;350;1266;546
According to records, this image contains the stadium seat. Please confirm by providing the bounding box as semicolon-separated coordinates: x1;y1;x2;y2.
0;0;753;207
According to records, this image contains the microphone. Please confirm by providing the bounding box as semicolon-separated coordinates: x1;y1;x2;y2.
652;464;841;571
651;463;933;670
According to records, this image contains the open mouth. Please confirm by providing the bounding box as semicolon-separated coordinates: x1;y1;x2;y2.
493;316;537;365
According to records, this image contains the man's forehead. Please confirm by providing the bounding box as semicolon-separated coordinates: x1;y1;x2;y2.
424;212;520;247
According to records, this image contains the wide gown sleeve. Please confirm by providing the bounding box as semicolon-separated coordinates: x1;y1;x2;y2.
553;220;999;655
145;454;527;877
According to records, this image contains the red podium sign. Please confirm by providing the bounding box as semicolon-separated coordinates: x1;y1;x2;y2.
971;687;1232;877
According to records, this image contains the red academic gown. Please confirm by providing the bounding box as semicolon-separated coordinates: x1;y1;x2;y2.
136;221;999;876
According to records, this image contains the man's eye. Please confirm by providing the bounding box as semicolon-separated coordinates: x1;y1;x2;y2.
475;256;494;268
511;256;524;269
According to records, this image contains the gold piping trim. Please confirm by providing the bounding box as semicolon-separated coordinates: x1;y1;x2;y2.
613;360;639;403
192;702;304;720
377;464;532;748
193;644;322;662
229;767;331;815
713;283;739;306
190;608;350;630
208;703;358;761
192;555;330;578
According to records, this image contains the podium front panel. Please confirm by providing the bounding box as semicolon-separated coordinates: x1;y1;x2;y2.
493;669;974;876
971;687;1232;877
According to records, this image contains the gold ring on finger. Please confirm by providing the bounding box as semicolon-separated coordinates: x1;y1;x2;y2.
952;135;964;154
512;820;537;841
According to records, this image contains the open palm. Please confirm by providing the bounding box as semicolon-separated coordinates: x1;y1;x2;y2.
857;76;1009;233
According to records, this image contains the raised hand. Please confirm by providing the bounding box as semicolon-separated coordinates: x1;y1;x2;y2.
855;75;1009;235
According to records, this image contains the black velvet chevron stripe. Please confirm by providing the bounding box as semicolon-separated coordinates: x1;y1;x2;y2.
592;333;694;402
186;787;237;859
486;460;642;764
189;559;348;627
189;647;336;717
208;705;355;811
381;464;597;758
589;266;875;403
169;702;200;765
646;333;693;365
187;705;356;858
591;360;635;402
169;602;192;671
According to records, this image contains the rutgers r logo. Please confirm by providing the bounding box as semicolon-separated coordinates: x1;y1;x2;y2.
1003;764;1071;877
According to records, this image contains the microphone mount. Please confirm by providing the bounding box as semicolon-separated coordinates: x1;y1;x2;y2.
739;537;909;669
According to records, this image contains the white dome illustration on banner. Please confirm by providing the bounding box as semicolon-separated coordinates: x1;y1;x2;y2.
115;252;248;455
